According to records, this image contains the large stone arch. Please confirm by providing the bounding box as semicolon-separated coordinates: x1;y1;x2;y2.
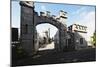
34;15;67;51
20;1;68;55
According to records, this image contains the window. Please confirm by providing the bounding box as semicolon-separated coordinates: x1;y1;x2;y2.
68;39;71;44
75;25;78;29
24;24;28;34
26;1;29;3
80;38;83;44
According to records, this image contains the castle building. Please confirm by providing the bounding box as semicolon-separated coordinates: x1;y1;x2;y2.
20;1;89;55
54;24;88;51
67;24;88;50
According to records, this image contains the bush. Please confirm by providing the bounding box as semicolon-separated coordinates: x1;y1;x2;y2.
12;43;28;60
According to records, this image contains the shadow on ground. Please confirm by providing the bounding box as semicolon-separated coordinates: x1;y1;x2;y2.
12;48;96;67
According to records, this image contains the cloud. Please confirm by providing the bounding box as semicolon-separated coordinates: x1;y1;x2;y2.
36;24;58;38
75;11;95;41
84;12;95;41
41;5;46;11
72;7;87;15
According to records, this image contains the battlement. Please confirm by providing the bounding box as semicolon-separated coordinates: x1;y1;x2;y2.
20;1;34;8
39;10;67;26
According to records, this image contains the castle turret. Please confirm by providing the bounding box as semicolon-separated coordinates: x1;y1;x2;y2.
20;1;34;8
59;10;67;26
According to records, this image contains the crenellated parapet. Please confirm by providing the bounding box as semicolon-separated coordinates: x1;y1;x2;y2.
20;1;34;8
39;10;67;26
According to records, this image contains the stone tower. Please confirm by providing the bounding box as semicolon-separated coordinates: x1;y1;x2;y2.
59;10;67;27
20;1;37;55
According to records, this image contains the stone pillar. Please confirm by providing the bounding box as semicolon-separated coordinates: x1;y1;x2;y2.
59;23;67;51
59;10;68;51
20;1;36;55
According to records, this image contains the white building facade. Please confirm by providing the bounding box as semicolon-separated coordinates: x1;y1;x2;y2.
67;24;88;50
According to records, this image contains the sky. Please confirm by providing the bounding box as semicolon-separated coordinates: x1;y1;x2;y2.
12;1;20;28
12;1;95;40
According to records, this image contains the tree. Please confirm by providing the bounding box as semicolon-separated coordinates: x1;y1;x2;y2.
91;32;96;47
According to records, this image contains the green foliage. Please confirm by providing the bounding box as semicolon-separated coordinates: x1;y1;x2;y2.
91;32;96;47
12;43;28;59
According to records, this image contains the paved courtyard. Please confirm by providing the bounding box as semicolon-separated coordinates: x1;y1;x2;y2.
13;47;96;66
38;42;55;51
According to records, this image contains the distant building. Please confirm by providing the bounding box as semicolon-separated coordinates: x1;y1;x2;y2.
54;24;88;50
67;24;88;50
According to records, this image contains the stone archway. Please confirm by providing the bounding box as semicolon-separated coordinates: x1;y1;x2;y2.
34;14;67;52
20;1;68;55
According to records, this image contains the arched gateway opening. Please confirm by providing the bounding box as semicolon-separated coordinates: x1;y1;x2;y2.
20;1;68;55
36;23;58;51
